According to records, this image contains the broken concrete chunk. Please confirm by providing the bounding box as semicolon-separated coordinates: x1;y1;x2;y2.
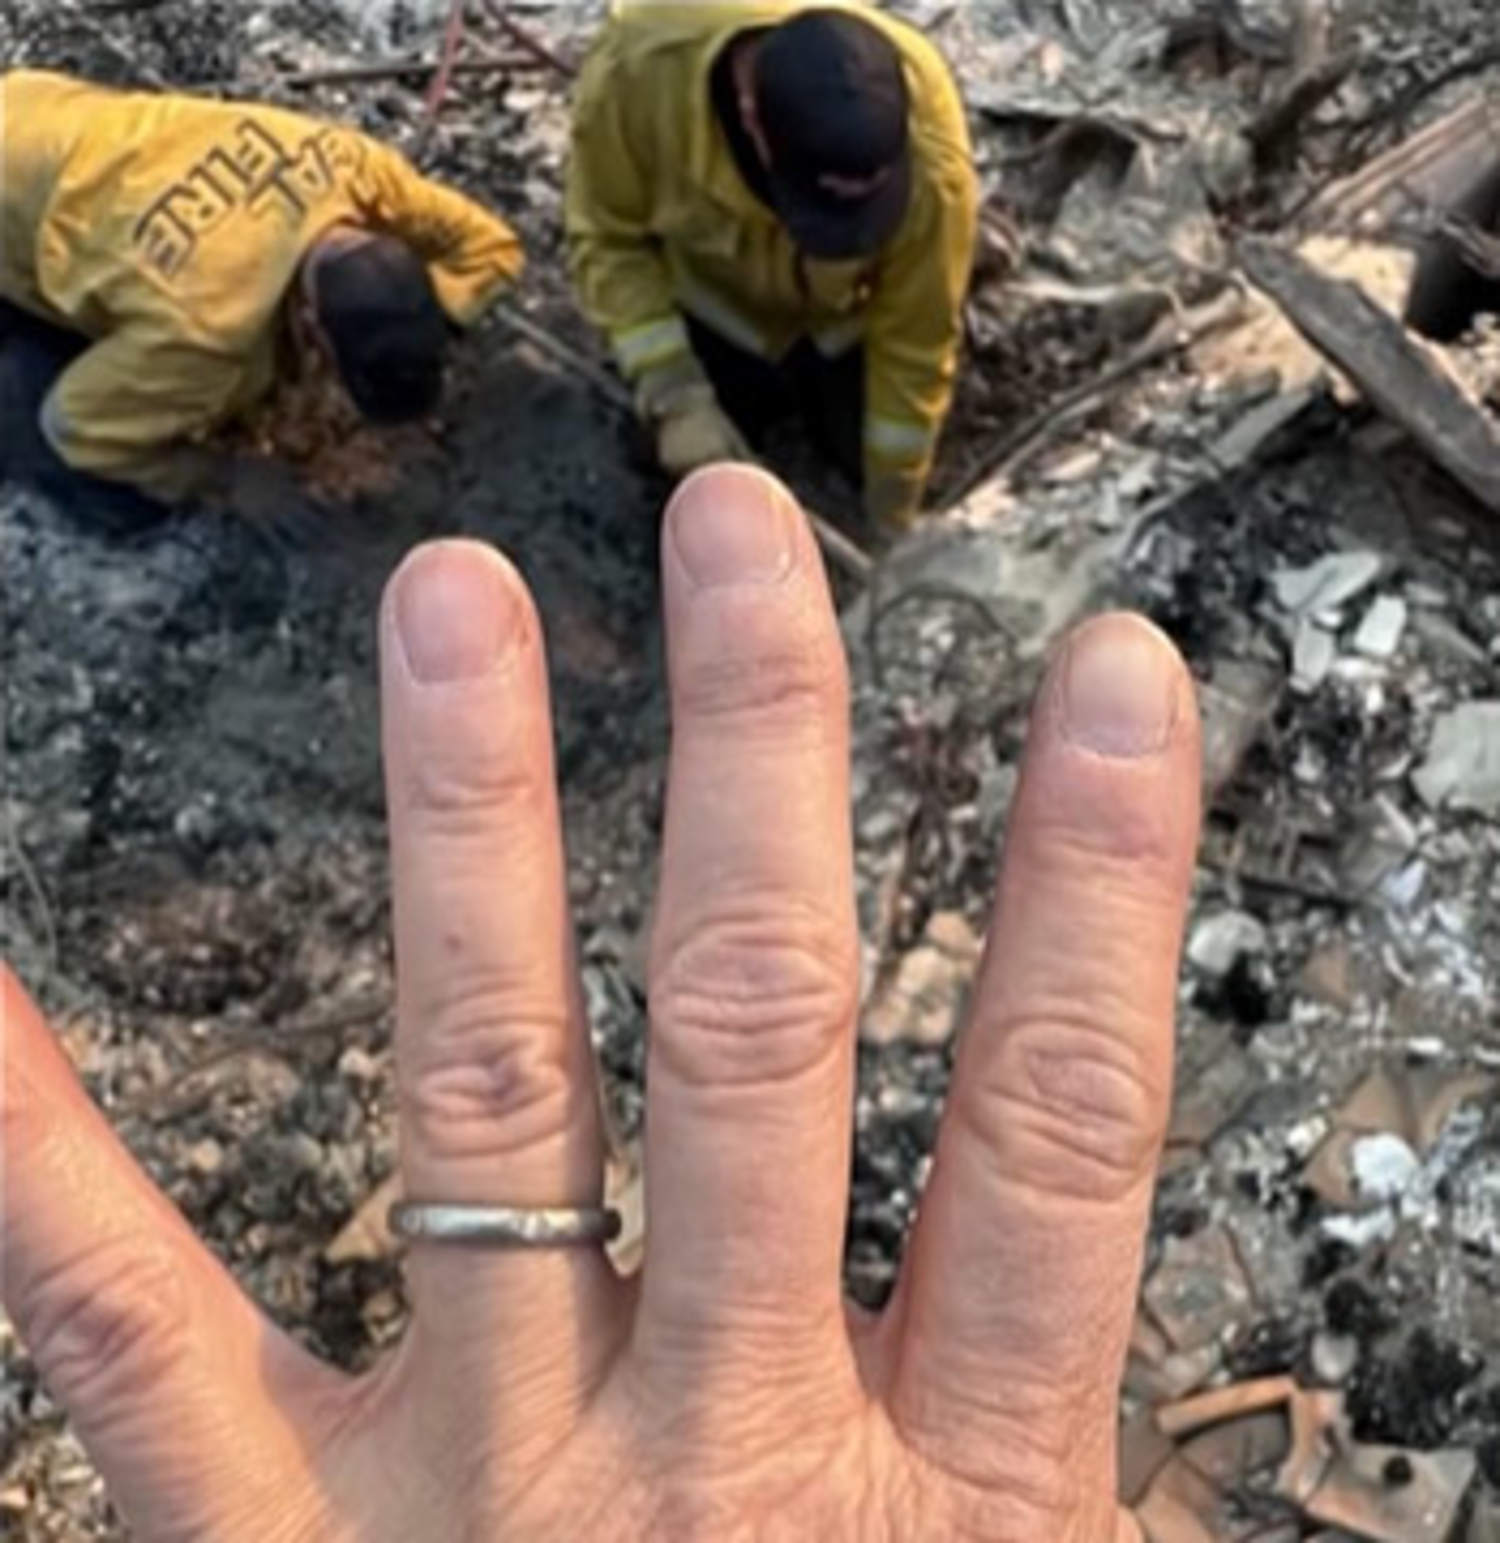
1292;617;1338;693
1336;1066;1408;1135
1353;595;1408;659
1273;550;1383;616
1413;702;1500;814
1335;1063;1496;1157
1310;1330;1360;1388
1188;908;1268;978
1320;1208;1398;1249
1382;857;1428;911
1411;609;1490;668
1208;386;1321;472
1349;1132;1420;1204
923;910;983;963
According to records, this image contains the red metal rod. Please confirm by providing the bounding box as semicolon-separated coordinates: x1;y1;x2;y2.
424;0;470;118
478;0;576;78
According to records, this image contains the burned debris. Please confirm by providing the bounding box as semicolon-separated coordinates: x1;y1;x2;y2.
2;0;1499;1538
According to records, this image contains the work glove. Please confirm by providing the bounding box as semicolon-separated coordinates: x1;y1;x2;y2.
636;358;751;480
865;467;927;537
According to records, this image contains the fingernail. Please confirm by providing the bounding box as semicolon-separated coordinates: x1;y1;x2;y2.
1061;614;1180;758
393;541;520;684
668;465;798;588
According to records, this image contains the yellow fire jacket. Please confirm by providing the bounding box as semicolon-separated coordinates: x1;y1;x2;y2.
565;0;978;505
1;71;523;498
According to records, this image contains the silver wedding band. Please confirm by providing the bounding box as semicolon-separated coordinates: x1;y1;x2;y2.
389;1201;622;1248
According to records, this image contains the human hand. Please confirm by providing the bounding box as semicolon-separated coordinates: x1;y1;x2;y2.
636;358;752;478
1;464;1201;1541
655;388;752;479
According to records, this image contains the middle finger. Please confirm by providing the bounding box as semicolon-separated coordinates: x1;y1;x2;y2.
639;466;859;1374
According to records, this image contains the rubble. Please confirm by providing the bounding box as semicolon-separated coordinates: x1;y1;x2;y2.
1187;908;1269;978
1414;702;1500;814
1292;617;1338;692
1129;1373;1482;1540
1144;1227;1255;1353
1348;1131;1420;1204
1242;239;1500;512
1296;1430;1476;1541
862;910;982;1047
1353;595;1409;660
1310;1330;1360;1388
4;0;1500;1536
1272;549;1384;616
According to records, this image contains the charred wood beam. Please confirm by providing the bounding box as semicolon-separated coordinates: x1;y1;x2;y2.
1240;238;1500;513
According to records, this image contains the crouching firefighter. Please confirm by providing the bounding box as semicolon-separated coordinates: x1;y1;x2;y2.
0;70;523;528
565;3;979;537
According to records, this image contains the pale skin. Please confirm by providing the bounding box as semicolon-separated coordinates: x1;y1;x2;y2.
1;464;1202;1540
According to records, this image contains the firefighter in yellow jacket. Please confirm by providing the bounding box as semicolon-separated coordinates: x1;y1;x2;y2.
0;70;523;522
565;2;978;534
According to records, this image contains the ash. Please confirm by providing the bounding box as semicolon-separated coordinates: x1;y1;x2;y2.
4;0;1500;1536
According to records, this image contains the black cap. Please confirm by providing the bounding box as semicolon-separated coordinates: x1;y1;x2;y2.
314;236;447;423
753;10;912;261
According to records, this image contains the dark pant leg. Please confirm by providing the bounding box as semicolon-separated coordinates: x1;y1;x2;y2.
682;312;787;446
1406;151;1500;342
0;301;168;532
0;300;86;481
790;339;864;487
